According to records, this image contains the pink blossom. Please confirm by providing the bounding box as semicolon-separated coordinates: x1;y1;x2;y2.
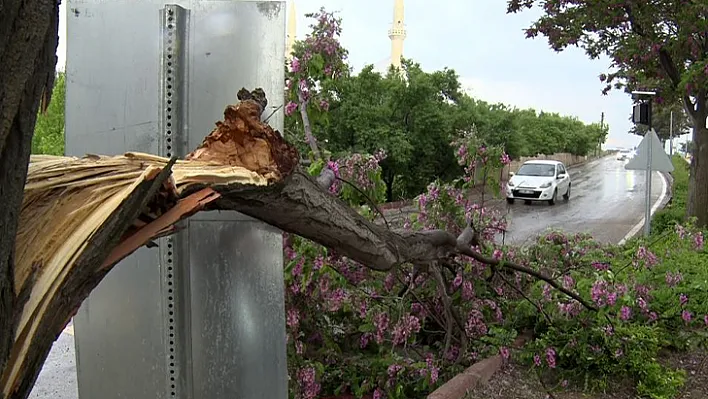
562;274;575;290
492;249;503;260
680;294;688;306
465;310;488;338
666;271;683;287
704;314;708;327
452;272;463;288
546;347;556;368
591;261;609;271
620;306;632;321
695;232;704;250
289;57;301;73
373;312;390;344
682;310;692;324
636;246;658;268
285;101;298;115
373;388;384;399
297;367;320;399
360;333;372;348
462;280;475;300
292;257;305;276
533;354;541;366
325;288;347;312
387;364;402;379
500;347;510;359
391;315;421;345
311;256;323;271
286;309;300;329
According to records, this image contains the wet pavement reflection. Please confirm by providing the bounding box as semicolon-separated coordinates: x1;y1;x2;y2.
499;156;665;246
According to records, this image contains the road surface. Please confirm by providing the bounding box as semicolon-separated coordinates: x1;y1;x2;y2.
501;155;666;246
28;155;668;399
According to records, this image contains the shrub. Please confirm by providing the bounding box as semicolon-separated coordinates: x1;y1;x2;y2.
652;155;689;235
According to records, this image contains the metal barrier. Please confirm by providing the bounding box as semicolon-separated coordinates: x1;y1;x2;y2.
65;1;288;397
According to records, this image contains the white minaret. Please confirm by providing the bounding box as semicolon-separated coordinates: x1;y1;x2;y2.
286;1;297;60
388;0;406;69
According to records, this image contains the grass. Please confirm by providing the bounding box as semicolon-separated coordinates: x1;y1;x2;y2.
651;154;690;235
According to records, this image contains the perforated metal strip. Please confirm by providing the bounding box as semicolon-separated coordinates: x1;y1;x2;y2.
160;5;188;398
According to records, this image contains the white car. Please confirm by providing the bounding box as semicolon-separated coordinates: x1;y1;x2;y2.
616;150;632;160
505;160;571;205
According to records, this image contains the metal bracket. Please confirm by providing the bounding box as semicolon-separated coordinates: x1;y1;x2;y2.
160;5;190;398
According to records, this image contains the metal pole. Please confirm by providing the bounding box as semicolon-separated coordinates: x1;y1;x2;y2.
669;110;674;156
644;99;653;237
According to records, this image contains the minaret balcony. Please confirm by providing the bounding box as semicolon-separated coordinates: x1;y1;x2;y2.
388;28;406;38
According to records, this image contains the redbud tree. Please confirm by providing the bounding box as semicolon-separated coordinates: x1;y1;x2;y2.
506;0;708;227
285;7;349;160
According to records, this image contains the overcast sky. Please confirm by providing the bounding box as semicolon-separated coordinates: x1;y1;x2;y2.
55;0;691;149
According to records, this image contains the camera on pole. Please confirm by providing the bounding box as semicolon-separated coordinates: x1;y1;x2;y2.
631;90;656;132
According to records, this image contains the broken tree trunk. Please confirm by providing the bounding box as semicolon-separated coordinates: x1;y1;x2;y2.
1;91;589;399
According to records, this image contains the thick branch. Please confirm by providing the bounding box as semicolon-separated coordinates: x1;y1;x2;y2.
9;92;599;398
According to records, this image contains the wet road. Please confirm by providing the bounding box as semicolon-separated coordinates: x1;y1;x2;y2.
29;157;668;399
501;155;667;246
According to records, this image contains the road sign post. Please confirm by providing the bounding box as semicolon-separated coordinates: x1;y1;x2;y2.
625;129;674;237
65;1;289;398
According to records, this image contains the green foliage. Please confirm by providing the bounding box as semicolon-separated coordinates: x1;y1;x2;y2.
32;72;65;155
308;61;607;201
512;225;707;398
652;155;689;235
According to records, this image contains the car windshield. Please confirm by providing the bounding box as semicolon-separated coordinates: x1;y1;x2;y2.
516;163;556;177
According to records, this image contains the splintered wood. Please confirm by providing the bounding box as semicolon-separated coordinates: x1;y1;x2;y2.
2;96;300;397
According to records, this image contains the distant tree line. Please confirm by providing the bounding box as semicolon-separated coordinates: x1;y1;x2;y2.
286;60;608;201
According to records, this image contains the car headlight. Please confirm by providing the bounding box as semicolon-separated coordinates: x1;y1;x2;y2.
539;182;552;188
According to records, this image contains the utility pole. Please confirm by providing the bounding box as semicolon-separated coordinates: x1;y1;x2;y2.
599;112;605;156
669;110;674;156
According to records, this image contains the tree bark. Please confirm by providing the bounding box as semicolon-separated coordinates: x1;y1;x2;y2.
0;0;60;387
686;118;708;227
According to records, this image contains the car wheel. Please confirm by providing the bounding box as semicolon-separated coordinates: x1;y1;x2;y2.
563;184;571;200
548;189;557;205
506;198;514;204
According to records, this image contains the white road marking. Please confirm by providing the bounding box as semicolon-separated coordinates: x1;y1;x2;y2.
617;171;668;245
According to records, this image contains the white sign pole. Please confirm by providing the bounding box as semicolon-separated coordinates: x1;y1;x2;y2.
625;128;674;238
644;135;653;237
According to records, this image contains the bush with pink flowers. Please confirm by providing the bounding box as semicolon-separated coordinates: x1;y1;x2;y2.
282;7;708;399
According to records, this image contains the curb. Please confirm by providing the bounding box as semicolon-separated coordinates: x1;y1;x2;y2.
618;170;674;245
427;335;528;399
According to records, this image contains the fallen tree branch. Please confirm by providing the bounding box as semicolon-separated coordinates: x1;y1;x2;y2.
4;89;597;397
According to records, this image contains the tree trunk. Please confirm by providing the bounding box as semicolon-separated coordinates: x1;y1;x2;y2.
686;119;708;227
0;0;60;393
